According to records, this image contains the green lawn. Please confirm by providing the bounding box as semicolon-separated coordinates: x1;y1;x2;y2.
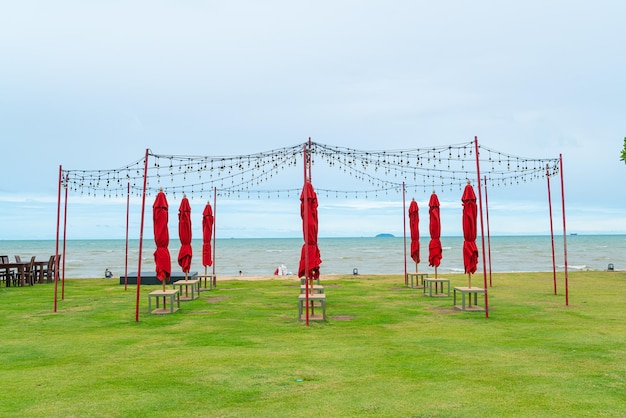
1;271;625;417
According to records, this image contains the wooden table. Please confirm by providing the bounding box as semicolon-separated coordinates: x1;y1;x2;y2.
406;272;428;288
171;279;200;301
148;289;180;314
0;262;28;287
423;278;450;297
453;287;486;311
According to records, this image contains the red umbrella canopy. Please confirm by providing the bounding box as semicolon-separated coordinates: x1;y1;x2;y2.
408;199;420;264
177;197;192;273
153;190;171;282
428;193;442;268
298;181;322;279
202;203;214;267
462;183;478;274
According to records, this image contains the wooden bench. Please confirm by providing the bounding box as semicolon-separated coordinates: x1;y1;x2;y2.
406;272;428;288
148;289;180;314
453;287;486;311
171;279;200;301
197;274;216;291
298;293;326;321
423;278;450;297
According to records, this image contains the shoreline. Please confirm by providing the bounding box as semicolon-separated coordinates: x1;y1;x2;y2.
96;270;626;283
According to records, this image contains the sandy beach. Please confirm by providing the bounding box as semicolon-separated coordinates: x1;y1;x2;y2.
216;274;345;281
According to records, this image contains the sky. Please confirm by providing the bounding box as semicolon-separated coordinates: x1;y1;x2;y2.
1;0;625;240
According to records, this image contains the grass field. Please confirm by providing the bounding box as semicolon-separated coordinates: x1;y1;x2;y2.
1;271;625;417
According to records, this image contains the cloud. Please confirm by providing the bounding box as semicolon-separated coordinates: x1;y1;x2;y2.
1;1;625;240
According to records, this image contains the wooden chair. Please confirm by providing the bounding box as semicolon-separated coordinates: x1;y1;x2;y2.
15;256;36;286
42;254;60;282
0;255;13;285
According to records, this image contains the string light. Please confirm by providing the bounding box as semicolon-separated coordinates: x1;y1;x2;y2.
61;141;561;200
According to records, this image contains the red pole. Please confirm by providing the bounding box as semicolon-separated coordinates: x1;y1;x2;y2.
135;149;150;322
474;137;489;318
124;182;130;290
212;186;217;287
308;137;313;181
559;154;569;306
483;176;492;287
402;182;407;285
303;143;309;326
546;164;557;294
54;166;62;312
61;174;68;299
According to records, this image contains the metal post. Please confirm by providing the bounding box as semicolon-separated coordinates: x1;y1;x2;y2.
212;186;217;286
546;164;557;294
483;176;492;287
53;166;62;312
303;143;309;326
61;174;68;299
124;182;130;290
135;149;150;322
559;154;569;305
474;137;489;318
402;182;407;285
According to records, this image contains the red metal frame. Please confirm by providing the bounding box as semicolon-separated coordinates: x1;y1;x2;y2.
559;154;569;305
54;166;62;312
135;149;150;322
474;137;489;318
483;176;492;288
546;165;557;294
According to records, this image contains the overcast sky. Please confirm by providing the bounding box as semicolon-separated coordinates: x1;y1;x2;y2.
1;1;624;240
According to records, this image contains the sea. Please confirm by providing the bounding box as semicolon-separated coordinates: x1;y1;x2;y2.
1;235;625;279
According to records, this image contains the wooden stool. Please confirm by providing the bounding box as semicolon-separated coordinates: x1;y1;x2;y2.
453;287;486;311
197;274;216;291
423;278;450;297
148;289;180;314
406;272;428;288
300;284;324;294
298;293;326;321
171;279;200;301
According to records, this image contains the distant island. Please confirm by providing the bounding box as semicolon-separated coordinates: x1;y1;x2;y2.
375;233;395;238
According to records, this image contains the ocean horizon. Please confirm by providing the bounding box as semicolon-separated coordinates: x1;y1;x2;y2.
1;234;625;279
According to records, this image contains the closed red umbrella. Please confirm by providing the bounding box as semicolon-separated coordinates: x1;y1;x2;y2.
462;182;479;287
298;181;321;281
177;196;192;280
202;202;214;271
428;192;442;278
408;199;420;271
153;190;171;291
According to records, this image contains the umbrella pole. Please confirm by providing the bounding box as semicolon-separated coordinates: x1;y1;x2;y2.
415;261;418;273
468;272;472;288
434;266;437;279
162;278;166;292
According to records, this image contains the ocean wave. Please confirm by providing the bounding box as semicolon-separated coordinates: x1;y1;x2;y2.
558;264;590;271
443;267;465;273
